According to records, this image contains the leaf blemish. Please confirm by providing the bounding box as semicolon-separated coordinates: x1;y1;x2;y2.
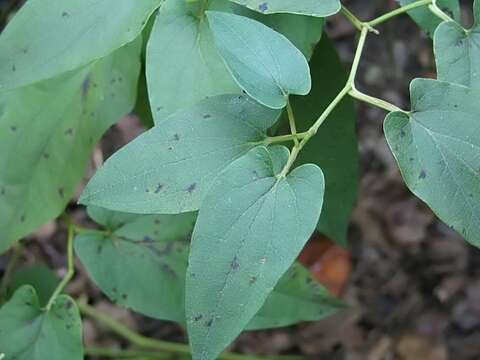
203;114;212;119
82;76;91;99
258;2;268;12
62;11;69;17
64;128;74;136
249;276;257;285
186;183;196;193
173;134;180;141
58;187;65;198
20;215;25;223
194;314;203;322
205;319;213;327
231;256;240;270
154;183;164;194
419;170;427;179
11;64;16;72
10;126;17;132
42;152;50;159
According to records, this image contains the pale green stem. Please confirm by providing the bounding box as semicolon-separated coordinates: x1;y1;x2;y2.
349;88;406;113
286;99;299;146
368;0;433;27
341;5;379;33
428;0;454;22
45;223;74;311
79;301;273;360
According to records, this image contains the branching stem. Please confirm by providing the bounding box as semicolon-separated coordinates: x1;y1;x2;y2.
45;222;75;311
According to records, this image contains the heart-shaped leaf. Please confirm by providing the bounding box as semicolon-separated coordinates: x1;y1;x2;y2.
76;206;343;328
229;0;340;17
80;95;280;214
186;146;325;360
0;40;141;254
434;1;480;88
0;286;83;360
0;0;160;90
146;0;323;123
207;11;311;109
384;79;480;247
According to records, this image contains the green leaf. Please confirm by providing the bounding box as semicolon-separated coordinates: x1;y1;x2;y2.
0;0;159;90
145;0;322;123
76;206;343;329
0;40;141;254
247;262;345;329
146;0;240;122
434;1;480;88
384;79;480;247
207;11;311;109
400;0;460;37
281;35;359;246
0;286;83;360
6;266;60;307
229;0;340;17
186;146;325;360
75;209;196;322
80;95;280;214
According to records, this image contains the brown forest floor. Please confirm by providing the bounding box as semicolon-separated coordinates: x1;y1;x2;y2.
1;0;480;359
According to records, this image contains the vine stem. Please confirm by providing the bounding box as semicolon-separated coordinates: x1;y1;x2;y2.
428;0;454;22
286;99;299;146
78;301;275;360
45;222;75;311
368;0;433;27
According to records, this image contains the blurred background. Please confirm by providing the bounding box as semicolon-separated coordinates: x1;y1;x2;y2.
1;0;479;359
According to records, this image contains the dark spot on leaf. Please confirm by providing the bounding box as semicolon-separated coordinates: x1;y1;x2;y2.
205;319;213;327
143;235;154;242
64;300;73;310
154;184;164;194
156;106;164;112
62;11;69;17
10;126;17;132
231;256;240;270
0;187;5;195
20;215;25;223
306;277;313;284
122;294;128;300
186;183;196;193
249;276;257;285
82;76;91;99
161;263;176;277
42;152;50;159
66;324;72;330
419;170;427;179
12;64;16;72
258;2;268;12
96;244;103;254
58;187;65;198
154;219;161;225
65;128;74;136
112;287;118;293
194;314;203;322
409;157;414;162
173;133;180;141
24;301;32;306
400;129;406;137
110;78;117;84
118;77;123;82
203;114;212;119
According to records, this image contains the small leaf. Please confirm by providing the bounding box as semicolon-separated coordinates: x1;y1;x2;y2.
281;35;359;246
146;0;240;122
75;209;196;322
77;206;342;328
80;95;280;214
6;266;60;307
207;11;311;109
384;79;480;247
247;262;345;329
434;1;480;88
0;40;141;254
145;0;322;123
230;0;340;17
186;146;325;360
399;0;460;37
0;286;83;360
0;0;160;90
